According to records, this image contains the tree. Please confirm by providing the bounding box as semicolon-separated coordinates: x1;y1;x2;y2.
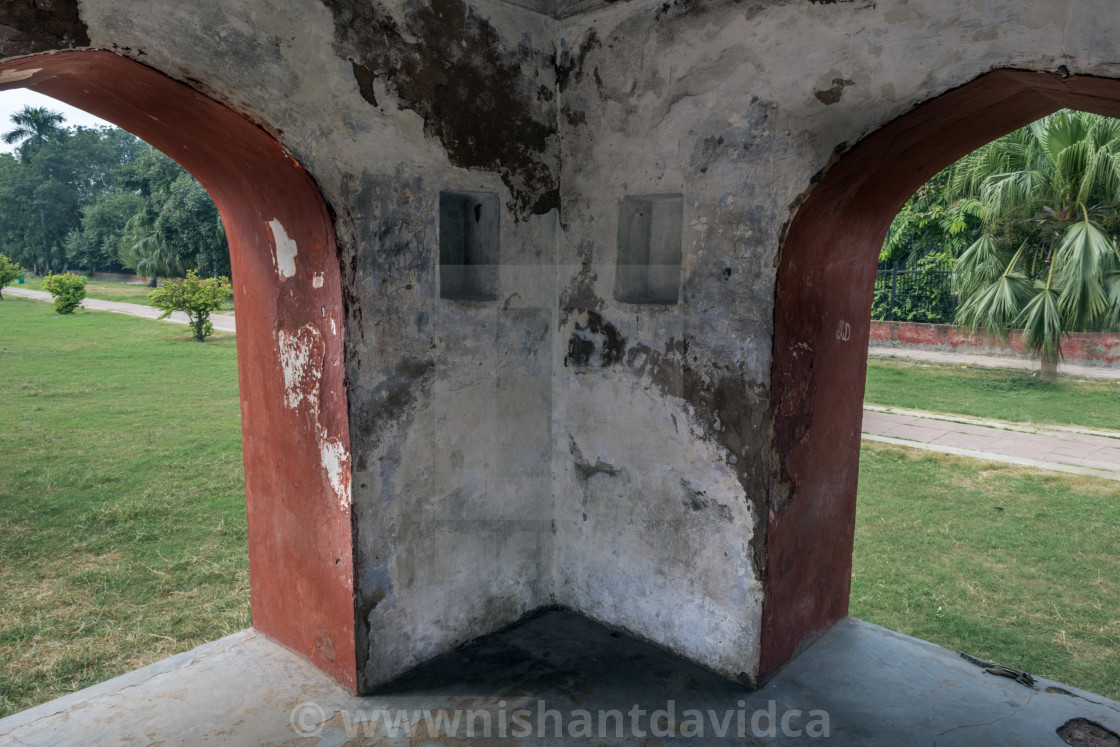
19;135;87;273
0;110;230;278
65;190;146;271
882;168;984;265
2;106;65;158
0;113;136;275
113;146;230;280
118;210;183;286
148;269;232;341
950;110;1120;381
157;174;229;278
0;254;21;299
41;272;86;314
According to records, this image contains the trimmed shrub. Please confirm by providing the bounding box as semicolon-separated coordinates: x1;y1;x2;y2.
42;273;87;314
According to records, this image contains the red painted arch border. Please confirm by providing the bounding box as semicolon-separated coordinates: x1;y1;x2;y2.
0;50;358;689
762;69;1120;680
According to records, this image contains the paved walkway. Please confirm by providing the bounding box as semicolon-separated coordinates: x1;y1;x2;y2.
863;405;1120;481
5;286;236;333
869;345;1119;380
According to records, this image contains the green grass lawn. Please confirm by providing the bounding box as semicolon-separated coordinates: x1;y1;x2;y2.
853;441;1120;700
865;358;1120;431
0;297;247;718
18;274;234;312
2;295;1118;715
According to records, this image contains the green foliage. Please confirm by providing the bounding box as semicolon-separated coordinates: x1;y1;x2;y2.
876;168;978;323
118;210;183;285
871;255;957;323
159;175;229;278
64;190;145;271
148;269;232;341
0;107;229;278
113;147;230;281
882;169;985;265
1;106;64;158
41;272;87;314
950;110;1120;371
0;253;21;299
0;115;146;275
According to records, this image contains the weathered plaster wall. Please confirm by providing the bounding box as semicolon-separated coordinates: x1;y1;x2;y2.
547;0;1120;684
10;0;565;690
316;1;564;687
7;0;1120;691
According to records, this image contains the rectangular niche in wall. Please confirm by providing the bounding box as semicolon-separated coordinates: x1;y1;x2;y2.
440;190;499;301
615;194;683;305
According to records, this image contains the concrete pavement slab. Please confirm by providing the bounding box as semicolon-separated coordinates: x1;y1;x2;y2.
2;612;1118;746
863;408;1120;481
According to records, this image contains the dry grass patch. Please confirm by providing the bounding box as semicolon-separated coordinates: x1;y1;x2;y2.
0;298;247;718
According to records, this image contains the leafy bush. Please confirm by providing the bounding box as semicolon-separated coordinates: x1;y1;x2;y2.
0;254;21;299
148;269;232;341
41;272;87;314
871;256;958;324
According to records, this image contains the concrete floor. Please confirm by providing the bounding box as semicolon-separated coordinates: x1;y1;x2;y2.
2;611;1118;746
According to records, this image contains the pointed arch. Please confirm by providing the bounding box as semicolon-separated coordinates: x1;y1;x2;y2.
763;69;1120;680
0;50;358;689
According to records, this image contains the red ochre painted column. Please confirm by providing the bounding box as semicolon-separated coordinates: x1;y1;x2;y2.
762;69;1120;681
0;51;358;690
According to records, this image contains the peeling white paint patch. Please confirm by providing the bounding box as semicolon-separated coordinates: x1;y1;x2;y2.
268;219;298;279
0;68;40;84
277;321;349;507
330;317;337;336
277;324;322;410
318;432;351;509
312;272;325;288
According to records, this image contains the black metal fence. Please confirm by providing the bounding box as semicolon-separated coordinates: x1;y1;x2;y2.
871;259;958;324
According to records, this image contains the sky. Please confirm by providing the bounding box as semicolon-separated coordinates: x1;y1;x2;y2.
0;88;114;155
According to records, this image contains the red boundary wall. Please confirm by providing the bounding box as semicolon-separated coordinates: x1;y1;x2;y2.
89;272;151;283
63;271;151;283
870;321;1120;368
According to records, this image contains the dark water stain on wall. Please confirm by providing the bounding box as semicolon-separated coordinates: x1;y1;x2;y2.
350;357;437;472
629;339;772;578
561;312;772;575
565;310;626;367
814;76;854;105
0;0;89;57
559;245;603;313
320;0;559;218
553;29;600;92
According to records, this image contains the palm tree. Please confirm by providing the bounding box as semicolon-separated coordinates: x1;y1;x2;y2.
950;110;1120;381
2;106;65;159
118;211;183;286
